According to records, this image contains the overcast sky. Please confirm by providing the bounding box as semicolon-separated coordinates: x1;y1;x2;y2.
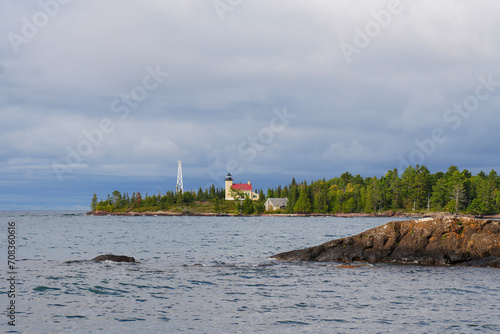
1;0;500;210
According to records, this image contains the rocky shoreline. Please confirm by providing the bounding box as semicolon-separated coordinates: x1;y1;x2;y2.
87;210;227;217
272;216;500;268
86;210;500;219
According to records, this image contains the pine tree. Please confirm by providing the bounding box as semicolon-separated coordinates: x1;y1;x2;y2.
313;185;328;213
91;193;98;210
448;170;467;212
214;197;220;213
242;196;254;215
286;184;299;213
294;186;312;213
430;178;449;210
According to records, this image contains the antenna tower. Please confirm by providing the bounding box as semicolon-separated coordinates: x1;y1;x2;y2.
176;160;184;194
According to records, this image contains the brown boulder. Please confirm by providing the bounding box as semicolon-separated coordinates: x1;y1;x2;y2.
272;217;500;267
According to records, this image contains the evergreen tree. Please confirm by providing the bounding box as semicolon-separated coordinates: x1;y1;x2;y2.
385;168;402;209
468;176;496;214
175;190;183;203
90;165;500;215
448;170;467;212
328;184;342;213
112;190;122;209
313;184;328;213
160;195;169;210
91;193;98;210
286;184;299;213
209;184;217;199
254;200;265;214
258;189;266;202
242;196;254;215
183;191;194;203
196;187;204;201
214;197;220;213
294;186;312;213
281;186;289;199
339;172;353;188
444;166;460;179
365;177;383;212
488;169;499;188
277;185;283;198
430;178;449;210
401;165;431;210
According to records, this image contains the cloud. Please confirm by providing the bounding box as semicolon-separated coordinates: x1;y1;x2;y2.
1;0;500;208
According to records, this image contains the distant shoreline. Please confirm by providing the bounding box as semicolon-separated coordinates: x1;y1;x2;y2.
86;210;500;219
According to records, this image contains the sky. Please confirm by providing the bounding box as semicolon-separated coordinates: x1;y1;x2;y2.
1;0;500;210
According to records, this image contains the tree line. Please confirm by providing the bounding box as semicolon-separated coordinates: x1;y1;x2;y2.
91;165;500;215
269;165;500;215
91;184;227;212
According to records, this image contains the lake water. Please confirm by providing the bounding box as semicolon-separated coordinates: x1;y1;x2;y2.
2;211;499;333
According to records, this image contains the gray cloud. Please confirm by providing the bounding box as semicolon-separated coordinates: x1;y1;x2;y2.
1;0;500;208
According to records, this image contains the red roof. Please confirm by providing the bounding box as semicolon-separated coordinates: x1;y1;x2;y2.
231;183;252;191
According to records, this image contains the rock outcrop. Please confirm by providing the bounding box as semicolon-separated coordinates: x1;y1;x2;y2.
272;217;500;268
92;254;137;263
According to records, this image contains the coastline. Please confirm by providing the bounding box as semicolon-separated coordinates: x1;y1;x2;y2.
272;216;500;268
86;210;500;219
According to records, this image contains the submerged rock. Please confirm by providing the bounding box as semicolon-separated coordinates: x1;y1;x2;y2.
92;254;137;263
272;217;500;268
458;256;500;268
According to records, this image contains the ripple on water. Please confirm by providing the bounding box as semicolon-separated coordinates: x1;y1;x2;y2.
33;286;61;292
88;286;129;295
115;317;147;322
12;214;500;334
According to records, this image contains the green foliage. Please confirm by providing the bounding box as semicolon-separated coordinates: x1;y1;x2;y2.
241;196;255;215
448;170;467;212
91;165;500;216
294;186;312;213
313;184;328;213
91;193;98;210
230;188;246;201
467;174;497;215
254;200;265;214
213;197;220;213
430;178;449;210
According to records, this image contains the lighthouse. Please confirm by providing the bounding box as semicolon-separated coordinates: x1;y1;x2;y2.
224;172;259;201
224;173;233;200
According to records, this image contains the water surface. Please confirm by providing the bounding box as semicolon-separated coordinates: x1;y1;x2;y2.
2;212;499;333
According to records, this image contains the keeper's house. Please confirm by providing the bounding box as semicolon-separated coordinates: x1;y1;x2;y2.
264;198;288;211
225;173;260;201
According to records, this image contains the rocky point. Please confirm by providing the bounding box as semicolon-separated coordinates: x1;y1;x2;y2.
272;217;500;268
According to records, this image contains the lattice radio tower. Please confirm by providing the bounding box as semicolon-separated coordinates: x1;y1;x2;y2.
176;160;184;194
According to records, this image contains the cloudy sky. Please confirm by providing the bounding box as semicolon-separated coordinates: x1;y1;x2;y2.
1;0;500;210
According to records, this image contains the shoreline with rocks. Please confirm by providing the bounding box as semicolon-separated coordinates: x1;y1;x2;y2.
272;216;500;268
86;210;500;219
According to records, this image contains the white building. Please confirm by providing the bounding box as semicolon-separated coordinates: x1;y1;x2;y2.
264;198;288;211
225;173;260;201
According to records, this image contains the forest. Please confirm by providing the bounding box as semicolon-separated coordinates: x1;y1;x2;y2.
91;165;500;215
